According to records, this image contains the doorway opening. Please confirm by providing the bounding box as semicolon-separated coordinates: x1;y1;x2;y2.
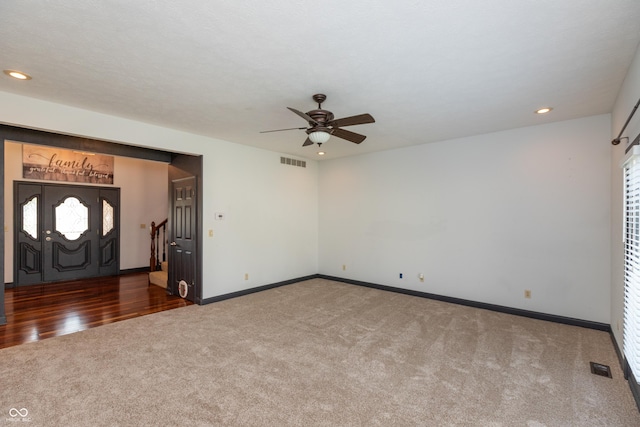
1;125;203;326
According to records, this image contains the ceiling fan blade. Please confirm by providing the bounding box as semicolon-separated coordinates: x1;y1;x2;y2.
331;128;367;144
259;127;307;133
287;107;318;125
328;113;375;128
302;137;313;147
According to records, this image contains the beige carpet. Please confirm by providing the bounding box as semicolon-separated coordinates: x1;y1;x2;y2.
1;278;638;426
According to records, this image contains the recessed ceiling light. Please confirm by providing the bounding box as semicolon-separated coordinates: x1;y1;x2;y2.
535;107;553;114
318;151;325;156
3;69;32;80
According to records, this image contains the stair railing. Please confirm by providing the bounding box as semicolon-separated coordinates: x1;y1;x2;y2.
150;219;168;272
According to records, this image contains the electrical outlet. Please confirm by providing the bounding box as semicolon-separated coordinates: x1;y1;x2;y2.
140;223;146;229
208;229;214;237
342;264;346;271
244;273;249;280
524;290;531;299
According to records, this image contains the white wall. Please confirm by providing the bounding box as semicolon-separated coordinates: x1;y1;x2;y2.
114;156;169;270
205;142;318;296
319;115;612;323
611;42;640;347
3;141;169;282
0;91;319;299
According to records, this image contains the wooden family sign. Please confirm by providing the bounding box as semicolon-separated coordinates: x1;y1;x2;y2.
22;145;114;184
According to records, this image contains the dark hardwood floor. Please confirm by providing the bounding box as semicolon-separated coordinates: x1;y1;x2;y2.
0;273;192;350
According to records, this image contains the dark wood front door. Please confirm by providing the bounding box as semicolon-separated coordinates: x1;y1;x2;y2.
15;182;120;285
169;176;197;302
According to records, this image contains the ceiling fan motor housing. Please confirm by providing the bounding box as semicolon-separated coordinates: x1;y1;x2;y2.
307;109;334;127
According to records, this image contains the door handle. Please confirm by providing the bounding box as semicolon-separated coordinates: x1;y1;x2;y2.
170;241;178;246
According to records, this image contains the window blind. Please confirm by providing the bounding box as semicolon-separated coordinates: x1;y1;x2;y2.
623;148;640;384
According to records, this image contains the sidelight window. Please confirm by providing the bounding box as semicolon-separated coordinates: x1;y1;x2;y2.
102;199;114;236
22;196;38;240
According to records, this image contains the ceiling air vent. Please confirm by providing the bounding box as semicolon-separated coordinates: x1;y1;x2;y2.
280;156;306;168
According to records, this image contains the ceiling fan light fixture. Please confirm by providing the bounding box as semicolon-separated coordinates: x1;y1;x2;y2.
309;131;330;144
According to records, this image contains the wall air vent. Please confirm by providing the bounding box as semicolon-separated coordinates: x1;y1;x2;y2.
280;157;306;168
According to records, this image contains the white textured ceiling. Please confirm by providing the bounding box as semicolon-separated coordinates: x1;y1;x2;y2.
1;1;640;160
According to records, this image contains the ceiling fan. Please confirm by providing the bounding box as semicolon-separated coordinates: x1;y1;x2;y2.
261;94;375;147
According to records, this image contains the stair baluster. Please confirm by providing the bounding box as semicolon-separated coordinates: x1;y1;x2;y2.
150;219;168;272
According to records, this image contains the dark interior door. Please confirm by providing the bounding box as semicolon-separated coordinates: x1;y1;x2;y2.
15;182;120;285
170;176;196;302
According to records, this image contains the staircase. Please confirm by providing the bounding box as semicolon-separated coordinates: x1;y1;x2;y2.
149;261;168;289
149;219;168;289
